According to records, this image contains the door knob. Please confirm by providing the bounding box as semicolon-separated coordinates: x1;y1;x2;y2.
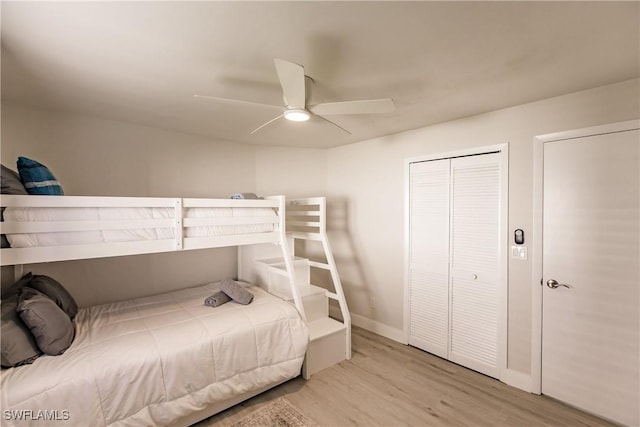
546;279;572;289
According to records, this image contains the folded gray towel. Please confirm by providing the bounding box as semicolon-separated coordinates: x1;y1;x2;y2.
219;278;254;305
204;291;231;307
229;192;259;200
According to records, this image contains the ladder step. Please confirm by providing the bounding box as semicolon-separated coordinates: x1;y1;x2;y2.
305;285;337;301
287;220;320;227
308;260;330;270
307;317;347;341
255;256;307;277
286;211;320;217
289;232;322;241
282;284;327;299
325;291;339;300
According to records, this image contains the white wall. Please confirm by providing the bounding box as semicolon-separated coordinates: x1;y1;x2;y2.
1;106;258;198
0;105;327;306
255;146;327;198
325;78;640;377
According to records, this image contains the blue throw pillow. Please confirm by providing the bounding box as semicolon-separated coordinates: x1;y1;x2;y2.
17;157;64;195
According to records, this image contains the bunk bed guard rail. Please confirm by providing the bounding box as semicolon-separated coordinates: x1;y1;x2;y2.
0;195;285;266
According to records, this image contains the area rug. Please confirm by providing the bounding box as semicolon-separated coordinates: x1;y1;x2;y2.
230;397;317;427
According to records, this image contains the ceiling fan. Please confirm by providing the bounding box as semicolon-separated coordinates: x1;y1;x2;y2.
194;58;395;135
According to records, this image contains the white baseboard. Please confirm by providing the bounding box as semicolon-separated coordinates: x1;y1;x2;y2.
330;306;405;344
501;368;532;393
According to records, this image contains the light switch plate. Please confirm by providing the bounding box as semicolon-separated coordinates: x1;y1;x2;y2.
511;245;527;260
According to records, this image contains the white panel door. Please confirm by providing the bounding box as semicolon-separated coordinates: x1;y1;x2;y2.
408;159;450;358
449;153;501;377
542;129;639;426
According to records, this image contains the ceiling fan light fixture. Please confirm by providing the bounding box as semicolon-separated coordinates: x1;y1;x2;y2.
284;109;310;122
197;59;394;135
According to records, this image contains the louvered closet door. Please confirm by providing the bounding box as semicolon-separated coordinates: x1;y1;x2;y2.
449;154;500;377
408;159;450;359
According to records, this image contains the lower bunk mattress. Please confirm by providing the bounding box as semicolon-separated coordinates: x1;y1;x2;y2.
0;282;308;427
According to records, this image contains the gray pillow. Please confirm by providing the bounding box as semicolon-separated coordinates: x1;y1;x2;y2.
17;287;75;356
1;164;28;195
1;296;42;368
27;275;78;319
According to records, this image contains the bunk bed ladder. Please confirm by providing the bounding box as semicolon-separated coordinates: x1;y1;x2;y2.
276;196;307;322
288;197;352;379
237;196;350;378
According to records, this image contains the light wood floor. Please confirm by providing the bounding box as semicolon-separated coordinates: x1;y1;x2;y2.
196;327;614;426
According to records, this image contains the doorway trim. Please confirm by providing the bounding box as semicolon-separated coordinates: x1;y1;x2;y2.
403;143;509;380
530;119;640;394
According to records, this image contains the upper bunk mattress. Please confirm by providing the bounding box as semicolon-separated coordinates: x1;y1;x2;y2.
0;282;308;427
3;206;277;248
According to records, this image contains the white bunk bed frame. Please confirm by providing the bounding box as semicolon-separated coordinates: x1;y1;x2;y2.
0;194;307;321
0;194;358;425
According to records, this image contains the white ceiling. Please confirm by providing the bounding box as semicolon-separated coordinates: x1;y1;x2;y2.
2;1;638;149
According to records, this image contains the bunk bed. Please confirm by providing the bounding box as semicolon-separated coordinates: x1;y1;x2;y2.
0;194;309;427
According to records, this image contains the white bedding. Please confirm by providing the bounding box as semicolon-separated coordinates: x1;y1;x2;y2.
0;283;308;427
3;206;277;248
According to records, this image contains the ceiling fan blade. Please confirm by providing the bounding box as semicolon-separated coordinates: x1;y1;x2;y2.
309;98;395;116
274;58;306;109
315;114;352;135
250;113;284;135
193;94;281;110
